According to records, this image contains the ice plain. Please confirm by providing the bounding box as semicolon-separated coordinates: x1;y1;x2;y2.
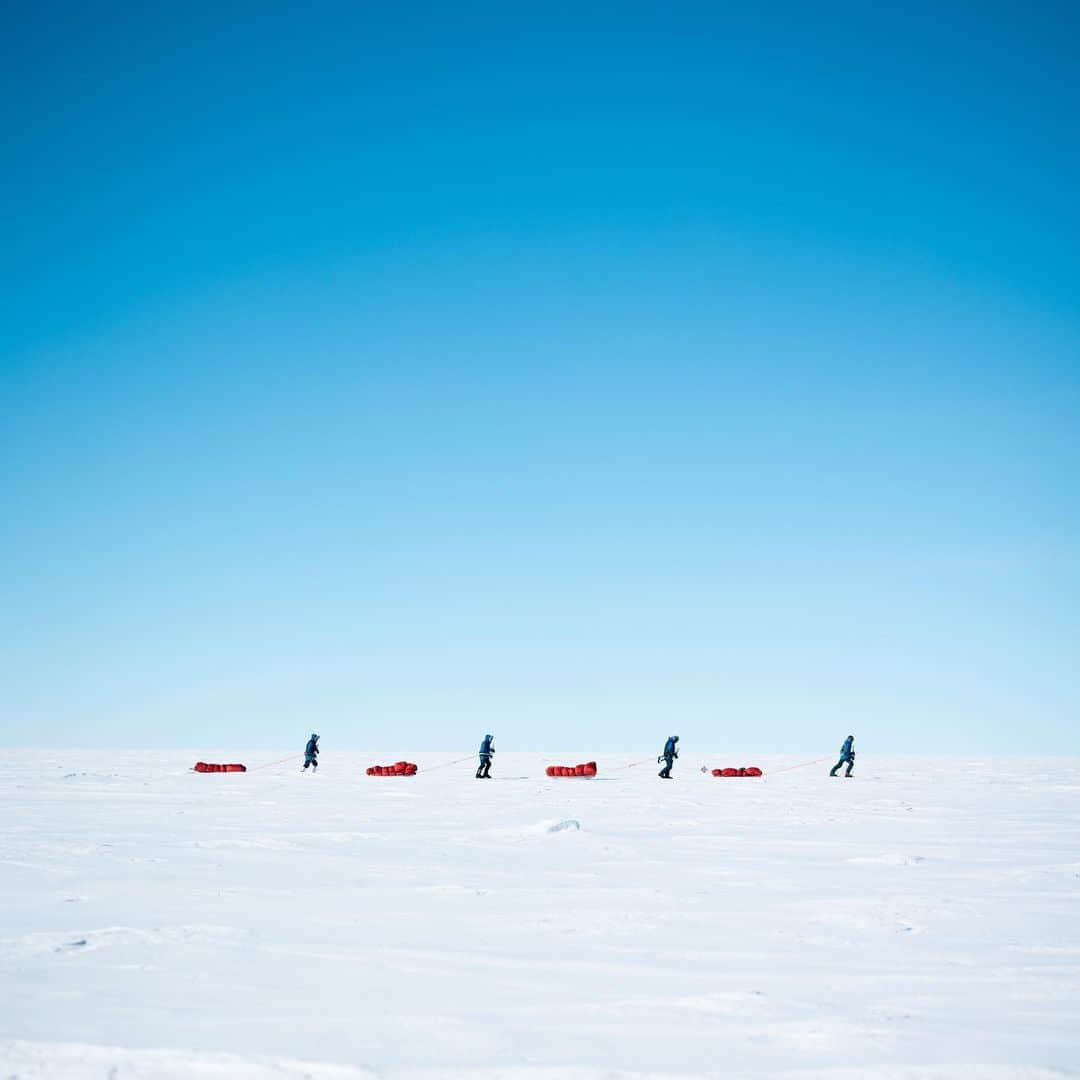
1;750;1078;1078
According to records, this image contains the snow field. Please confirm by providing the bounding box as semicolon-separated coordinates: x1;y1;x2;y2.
1;751;1078;1078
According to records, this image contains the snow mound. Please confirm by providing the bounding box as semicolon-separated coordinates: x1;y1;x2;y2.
546;819;581;833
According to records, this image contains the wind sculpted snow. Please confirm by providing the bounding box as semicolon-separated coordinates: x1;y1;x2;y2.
1;752;1078;1078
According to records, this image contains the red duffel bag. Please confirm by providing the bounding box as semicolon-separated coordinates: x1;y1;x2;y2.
548;762;597;777
368;761;418;776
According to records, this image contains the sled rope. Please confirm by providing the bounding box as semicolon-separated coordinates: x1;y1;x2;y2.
769;755;830;775
247;754;304;772
420;755;475;773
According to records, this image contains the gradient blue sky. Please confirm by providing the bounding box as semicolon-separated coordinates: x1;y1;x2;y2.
2;3;1078;752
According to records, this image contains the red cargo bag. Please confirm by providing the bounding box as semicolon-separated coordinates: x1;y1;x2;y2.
368;761;417;776
548;762;597;777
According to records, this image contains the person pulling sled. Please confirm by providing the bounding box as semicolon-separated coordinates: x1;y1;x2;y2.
829;734;855;777
476;733;494;779
658;735;679;779
303;733;320;771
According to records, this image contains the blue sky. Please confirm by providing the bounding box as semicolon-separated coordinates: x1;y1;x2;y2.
2;3;1078;752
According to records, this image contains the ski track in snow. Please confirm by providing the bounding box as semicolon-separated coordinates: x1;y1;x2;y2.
1;751;1078;1078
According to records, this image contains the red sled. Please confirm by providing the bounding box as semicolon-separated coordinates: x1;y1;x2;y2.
194;762;247;773
711;766;763;777
367;762;418;776
546;762;597;777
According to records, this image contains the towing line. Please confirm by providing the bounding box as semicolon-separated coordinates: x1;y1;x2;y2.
768;755;830;775
419;755;475;773
246;754;304;772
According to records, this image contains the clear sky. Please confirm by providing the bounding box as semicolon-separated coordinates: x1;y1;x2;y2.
2;3;1078;752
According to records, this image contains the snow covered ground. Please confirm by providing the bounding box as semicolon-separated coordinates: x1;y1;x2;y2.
2;750;1078;1079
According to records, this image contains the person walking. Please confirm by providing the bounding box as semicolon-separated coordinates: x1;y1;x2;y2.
658;735;679;779
476;733;494;779
303;733;320;771
829;734;855;777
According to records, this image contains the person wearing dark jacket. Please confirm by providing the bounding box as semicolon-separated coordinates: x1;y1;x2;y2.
303;733;320;771
476;734;494;779
829;734;855;777
658;735;679;779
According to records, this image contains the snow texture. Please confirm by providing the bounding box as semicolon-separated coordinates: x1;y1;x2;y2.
1;751;1078;1078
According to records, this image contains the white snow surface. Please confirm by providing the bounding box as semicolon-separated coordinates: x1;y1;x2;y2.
1;750;1078;1079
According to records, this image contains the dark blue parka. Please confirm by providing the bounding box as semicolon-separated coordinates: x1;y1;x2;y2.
663;736;679;760
305;734;319;760
479;734;494;759
839;735;854;760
